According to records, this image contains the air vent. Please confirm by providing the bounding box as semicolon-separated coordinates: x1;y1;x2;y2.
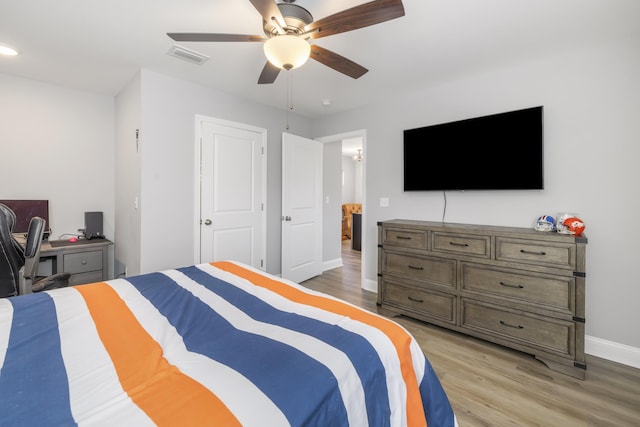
167;44;209;65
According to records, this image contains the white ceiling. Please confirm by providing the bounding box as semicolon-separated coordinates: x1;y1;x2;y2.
1;0;639;117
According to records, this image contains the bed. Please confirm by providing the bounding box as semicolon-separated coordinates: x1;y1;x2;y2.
0;261;456;426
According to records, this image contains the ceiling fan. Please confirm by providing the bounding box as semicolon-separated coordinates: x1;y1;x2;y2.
167;0;405;84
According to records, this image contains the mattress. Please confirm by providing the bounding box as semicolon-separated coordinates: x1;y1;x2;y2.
0;261;456;426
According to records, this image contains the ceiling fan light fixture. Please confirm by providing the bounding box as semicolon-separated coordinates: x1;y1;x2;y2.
263;35;310;70
0;43;19;56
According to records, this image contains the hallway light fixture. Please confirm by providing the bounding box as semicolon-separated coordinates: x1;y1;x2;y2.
263;35;310;70
353;149;363;162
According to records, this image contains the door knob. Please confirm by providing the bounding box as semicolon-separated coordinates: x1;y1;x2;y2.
204;219;212;225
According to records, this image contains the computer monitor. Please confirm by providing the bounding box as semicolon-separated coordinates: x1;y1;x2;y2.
0;199;50;237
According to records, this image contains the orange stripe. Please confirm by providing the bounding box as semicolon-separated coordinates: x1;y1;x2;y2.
212;261;428;427
77;283;241;427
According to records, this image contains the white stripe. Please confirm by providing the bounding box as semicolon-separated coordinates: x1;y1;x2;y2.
107;278;290;427
0;298;14;372
50;287;155;427
204;262;416;427
164;268;370;427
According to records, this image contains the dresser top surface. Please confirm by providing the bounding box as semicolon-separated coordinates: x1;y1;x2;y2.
379;219;587;244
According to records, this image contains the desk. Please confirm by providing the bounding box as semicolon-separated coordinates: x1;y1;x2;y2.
16;237;113;286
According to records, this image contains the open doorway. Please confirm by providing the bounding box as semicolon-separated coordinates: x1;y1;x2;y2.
316;130;366;291
341;137;363;256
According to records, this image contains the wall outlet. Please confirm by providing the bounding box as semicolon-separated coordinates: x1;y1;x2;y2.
380;197;389;207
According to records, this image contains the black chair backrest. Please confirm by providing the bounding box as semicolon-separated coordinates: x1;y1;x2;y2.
0;203;25;297
22;217;45;282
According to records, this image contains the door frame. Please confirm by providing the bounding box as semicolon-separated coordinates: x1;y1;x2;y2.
193;115;267;267
315;129;370;291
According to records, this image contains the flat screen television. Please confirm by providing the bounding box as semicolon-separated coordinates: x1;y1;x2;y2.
0;199;50;236
403;106;544;191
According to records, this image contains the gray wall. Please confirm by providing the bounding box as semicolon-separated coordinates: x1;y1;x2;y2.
322;141;342;267
0;73;116;277
114;73;141;277
116;69;312;276
312;36;640;358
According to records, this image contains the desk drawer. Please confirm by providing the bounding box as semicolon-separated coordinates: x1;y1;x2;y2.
63;250;103;274
69;271;104;286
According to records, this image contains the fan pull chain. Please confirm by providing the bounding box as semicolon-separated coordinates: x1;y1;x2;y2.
285;70;294;131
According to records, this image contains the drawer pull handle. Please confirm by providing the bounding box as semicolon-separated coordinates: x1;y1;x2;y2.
449;242;469;247
500;320;524;329
82;260;87;265
520;249;546;256
500;281;524;289
408;265;424;270
407;296;424;303
396;236;412;240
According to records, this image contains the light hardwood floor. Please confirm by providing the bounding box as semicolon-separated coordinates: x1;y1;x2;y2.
300;240;640;426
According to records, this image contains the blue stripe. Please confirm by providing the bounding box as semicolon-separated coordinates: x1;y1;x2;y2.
0;293;76;427
127;271;354;426
419;358;456;427
180;265;392;426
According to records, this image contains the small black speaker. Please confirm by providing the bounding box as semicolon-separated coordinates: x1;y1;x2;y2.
85;211;104;240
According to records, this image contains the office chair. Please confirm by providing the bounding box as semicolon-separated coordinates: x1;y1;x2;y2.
0;203;70;297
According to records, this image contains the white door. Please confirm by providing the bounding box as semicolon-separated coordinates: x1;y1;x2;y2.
281;132;323;282
198;117;266;269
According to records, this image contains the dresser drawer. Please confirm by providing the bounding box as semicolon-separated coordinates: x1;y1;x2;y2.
382;279;455;324
461;300;575;357
496;237;576;269
432;232;490;258
461;263;575;315
63;250;103;274
383;228;427;250
383;252;455;287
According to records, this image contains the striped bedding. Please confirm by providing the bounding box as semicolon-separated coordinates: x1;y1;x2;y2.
0;261;456;426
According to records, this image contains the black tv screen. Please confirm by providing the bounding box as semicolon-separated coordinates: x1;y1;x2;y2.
403;106;544;191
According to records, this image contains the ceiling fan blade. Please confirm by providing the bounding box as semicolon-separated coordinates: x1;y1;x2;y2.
249;0;286;33
258;61;281;84
307;0;405;39
309;45;368;79
167;33;265;42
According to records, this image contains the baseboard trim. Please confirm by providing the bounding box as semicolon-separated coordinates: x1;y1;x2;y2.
323;257;343;272
586;335;640;369
363;277;377;293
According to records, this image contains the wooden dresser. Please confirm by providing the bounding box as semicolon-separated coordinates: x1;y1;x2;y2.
377;219;587;379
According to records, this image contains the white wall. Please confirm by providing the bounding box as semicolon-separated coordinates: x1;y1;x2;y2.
312;36;640;361
342;154;363;204
322;141;342;268
119;69;312;275
114;73;142;277
0;73;116;276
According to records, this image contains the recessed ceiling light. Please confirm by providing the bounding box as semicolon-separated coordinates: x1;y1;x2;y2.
0;43;19;56
321;99;332;107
